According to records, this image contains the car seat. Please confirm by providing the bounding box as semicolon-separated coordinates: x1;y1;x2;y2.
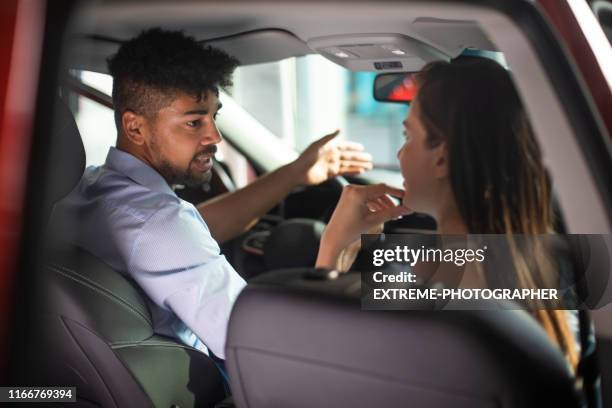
226;268;581;408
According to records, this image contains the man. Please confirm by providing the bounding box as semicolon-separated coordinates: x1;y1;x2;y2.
52;28;372;361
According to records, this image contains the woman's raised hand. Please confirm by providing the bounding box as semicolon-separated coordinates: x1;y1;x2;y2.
316;183;411;269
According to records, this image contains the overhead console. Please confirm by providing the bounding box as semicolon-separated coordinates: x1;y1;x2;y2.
308;33;451;72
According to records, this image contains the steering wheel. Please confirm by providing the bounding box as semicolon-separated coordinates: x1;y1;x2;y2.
279;175;348;223
316;175;350;223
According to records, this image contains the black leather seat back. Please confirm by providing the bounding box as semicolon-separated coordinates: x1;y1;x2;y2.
226;269;579;408
39;244;225;407
47;244;154;342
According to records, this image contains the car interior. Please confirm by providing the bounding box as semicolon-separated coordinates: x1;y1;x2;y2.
9;1;612;407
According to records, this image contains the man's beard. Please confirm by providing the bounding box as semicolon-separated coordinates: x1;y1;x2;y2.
155;145;217;188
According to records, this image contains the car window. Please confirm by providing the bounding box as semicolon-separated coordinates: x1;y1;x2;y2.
72;71;116;167
591;0;612;44
230;55;408;171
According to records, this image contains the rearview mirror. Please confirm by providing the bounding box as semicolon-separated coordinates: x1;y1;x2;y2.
373;72;417;104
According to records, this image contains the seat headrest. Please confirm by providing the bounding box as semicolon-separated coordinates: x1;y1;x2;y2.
264;218;325;270
49;96;86;204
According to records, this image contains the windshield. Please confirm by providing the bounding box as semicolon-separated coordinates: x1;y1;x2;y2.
74;51;506;172
229;55;408;171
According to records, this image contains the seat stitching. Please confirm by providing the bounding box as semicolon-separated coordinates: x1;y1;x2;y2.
110;341;201;351
49;262;151;323
61;317;155;407
59;317;121;408
49;264;153;327
50;264;152;326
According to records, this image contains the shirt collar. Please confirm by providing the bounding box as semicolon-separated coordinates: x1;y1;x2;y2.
105;147;176;196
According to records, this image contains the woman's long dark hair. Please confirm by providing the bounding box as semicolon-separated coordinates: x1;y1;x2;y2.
415;57;578;371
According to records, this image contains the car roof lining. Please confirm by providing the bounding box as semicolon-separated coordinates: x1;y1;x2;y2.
66;2;497;73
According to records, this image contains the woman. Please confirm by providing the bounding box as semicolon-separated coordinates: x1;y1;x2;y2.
316;57;580;372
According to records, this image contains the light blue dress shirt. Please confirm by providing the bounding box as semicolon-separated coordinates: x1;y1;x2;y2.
51;146;247;359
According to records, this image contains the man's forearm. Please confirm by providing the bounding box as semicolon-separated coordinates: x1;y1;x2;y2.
197;161;304;243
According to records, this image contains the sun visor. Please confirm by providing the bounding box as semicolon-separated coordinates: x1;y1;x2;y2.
205;29;313;66
308;34;450;72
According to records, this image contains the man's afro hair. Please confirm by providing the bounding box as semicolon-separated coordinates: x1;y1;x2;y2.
107;28;239;121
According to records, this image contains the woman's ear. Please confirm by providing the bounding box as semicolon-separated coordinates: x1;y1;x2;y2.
121;110;146;145
433;141;449;179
